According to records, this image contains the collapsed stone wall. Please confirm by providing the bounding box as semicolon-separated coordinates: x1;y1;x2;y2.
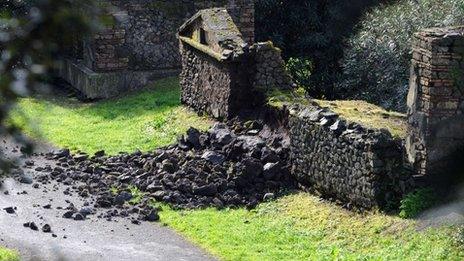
288;105;413;209
406;27;464;177
179;43;256;119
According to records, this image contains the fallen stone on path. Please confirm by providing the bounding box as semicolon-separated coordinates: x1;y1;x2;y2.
3;206;15;214
21;119;295;225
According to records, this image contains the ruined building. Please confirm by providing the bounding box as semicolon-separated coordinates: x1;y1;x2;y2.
59;0;255;99
178;8;293;119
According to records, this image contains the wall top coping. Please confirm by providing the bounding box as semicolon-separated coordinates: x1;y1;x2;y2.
414;26;464;43
288;103;397;147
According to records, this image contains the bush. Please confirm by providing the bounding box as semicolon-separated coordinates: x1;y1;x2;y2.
255;0;386;98
338;0;464;112
399;188;436;219
286;57;313;90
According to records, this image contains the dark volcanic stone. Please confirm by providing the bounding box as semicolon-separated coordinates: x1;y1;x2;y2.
193;184;218;197
54;149;70;158
94;150;105;157
24;222;38;231
114;192;133;206
263;162;280;180
186;127;201;149
243;158;263;177
62;211;74;219
144;210;160;222
42;224;51;233
19;175;33;184
3;207;15;214
74;213;85;221
201;151;225;165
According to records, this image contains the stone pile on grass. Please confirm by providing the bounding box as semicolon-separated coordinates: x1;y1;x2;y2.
31;120;295;222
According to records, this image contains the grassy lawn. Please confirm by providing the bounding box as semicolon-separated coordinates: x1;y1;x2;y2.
162;193;462;261
9;77;463;260
0;247;19;261
10;77;212;155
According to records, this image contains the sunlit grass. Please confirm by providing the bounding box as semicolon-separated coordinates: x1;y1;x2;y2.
161;192;462;261
8;77;460;260
10;77;212;155
0;247;19;261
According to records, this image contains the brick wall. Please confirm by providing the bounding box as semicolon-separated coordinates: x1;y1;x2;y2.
406;27;464;177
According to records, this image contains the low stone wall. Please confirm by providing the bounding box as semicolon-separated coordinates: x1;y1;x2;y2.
58;59;179;99
179;44;256;119
288;104;413;209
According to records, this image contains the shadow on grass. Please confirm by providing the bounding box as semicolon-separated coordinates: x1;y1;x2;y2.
31;77;183;121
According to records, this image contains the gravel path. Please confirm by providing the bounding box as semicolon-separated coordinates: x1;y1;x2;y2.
0;137;214;261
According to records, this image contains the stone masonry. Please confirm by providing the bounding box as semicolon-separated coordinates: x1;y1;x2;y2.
60;0;255;99
288;104;412;209
406;27;464;177
179;8;259;119
179;8;293;120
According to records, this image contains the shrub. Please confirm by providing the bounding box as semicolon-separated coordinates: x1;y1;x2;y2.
255;0;386;98
338;0;464;112
286;57;313;89
399;188;436;219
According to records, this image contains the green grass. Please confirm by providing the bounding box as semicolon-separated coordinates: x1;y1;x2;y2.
161;193;463;261
10;77;212;155
0;247;19;261
8;77;461;260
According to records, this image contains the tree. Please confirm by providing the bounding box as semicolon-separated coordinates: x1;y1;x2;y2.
0;0;96;173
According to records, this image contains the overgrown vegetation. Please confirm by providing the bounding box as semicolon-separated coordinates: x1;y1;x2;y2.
0;247;19;261
267;88;407;138
255;0;387;98
161;193;463;260
338;0;464;111
10;77;212;155
399;188;437;219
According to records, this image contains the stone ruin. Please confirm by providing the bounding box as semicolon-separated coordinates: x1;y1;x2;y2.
58;0;254;99
56;1;464;209
406;27;464;180
178;10;464;208
178;8;293;119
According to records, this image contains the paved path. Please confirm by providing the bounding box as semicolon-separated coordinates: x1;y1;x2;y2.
0;138;214;261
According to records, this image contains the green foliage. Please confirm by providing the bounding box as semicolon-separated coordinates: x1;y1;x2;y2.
0;247;19;261
161;192;462;260
10;77;212;155
338;0;464;111
128;185;145;205
255;0;386;98
285;57;312;90
399;188;437;219
0;0;97;174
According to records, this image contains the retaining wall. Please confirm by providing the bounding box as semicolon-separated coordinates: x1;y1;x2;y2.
288;105;413;208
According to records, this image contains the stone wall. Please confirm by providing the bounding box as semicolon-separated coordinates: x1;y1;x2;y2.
84;28;128;72
82;0;255;72
179;8;259;120
252;42;294;92
406;27;464;177
288;105;412;209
